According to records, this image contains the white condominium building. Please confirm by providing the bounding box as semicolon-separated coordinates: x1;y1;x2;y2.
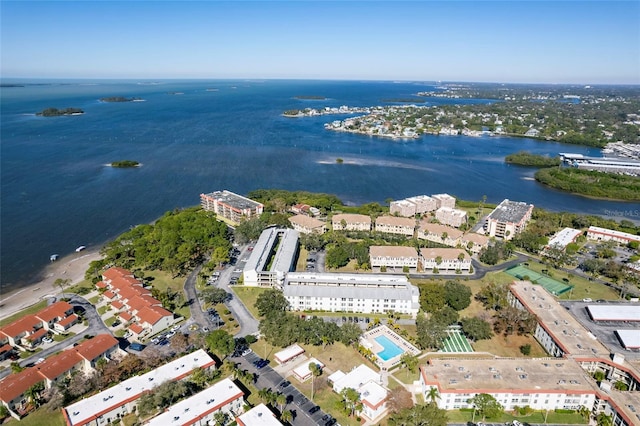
282;272;420;316
484;199;534;240
243;228;299;287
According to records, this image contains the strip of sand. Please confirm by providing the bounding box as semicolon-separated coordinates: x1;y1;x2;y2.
0;249;102;321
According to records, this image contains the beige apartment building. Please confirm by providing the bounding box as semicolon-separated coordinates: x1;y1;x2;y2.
288;214;326;234
199;190;264;225
419;247;471;272
435;207;467;228
460;232;490;254
484;199;534;240
369;246;419;270
417;221;463;247
374;215;415;236
332;213;372;231
432;193;456;209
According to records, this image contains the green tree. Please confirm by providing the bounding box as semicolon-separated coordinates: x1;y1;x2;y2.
206;330;236;360
469;393;503;420
309;362;322;401
416;313;447;350
201;287;230;305
426;387;440;404
54;278;71;296
388;402;448;426
214;411;228;426
400;353;419;379
326;245;350;268
419;283;446;313
281;409;293;424
339;387;362;417
25;382;45;408
460;317;493;341
519;344;532;356
339;322;363;347
444;280;472;311
211;246;230;268
256;289;290;317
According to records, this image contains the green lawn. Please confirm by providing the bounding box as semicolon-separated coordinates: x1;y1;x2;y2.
6;407;66;426
145;270;191;319
97;305;108;316
0;300;48;327
446;408;587;424
88;295;100;304
230;286;269;319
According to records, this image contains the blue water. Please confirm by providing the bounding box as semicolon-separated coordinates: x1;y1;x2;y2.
375;335;405;361
2;79;639;292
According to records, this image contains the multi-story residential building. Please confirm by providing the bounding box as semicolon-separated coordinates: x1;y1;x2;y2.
282;272;420;316
586;226;640;245
1;334;120;420
331;213;372;231
420;248;471;272
435;207;467;228
0;301;78;349
407;195;438;214
236;404;282;426
417;222;463;247
369;246;419;270
420;357;598;412
432;193;456;209
484;199;534;240
63;349;216;426
329;365;389;423
199;190;264;225
243;228;299;287
390;199;417;217
460;232;490;254
291;203;311;215
288;214;326;234
145;378;244;426
98;267;174;338
374;216;415;236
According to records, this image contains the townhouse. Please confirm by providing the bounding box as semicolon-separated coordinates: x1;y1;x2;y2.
417;221;463;247
432;193;456;209
331;213;372;231
0;334;120;420
369;246;419;270
236;404;283;426
460;232;490;254
374;216;415;236
419;248;472;272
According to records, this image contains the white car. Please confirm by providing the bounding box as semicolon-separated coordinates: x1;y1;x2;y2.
42;337;53;344
123;331;132;338
35;357;45;365
166;331;176;338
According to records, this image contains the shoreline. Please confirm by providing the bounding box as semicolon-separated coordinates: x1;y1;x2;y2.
0;249;102;321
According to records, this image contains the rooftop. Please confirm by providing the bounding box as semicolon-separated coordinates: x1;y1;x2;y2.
201;190;263;211
548;227;583;248
587;305;640;322
236;403;282;426
369;246;418;258
419;247;469;260
288;214;324;229
332;213;372;223
375;216;416;227
487;199;534;224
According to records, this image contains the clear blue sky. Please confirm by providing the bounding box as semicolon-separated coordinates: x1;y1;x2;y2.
2;1;639;84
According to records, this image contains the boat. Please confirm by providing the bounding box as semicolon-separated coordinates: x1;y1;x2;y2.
50;254;59;261
75;246;86;252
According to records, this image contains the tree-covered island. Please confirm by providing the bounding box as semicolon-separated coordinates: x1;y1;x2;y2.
534;167;640;201
505;151;561;167
36;107;84;116
110;160;140;168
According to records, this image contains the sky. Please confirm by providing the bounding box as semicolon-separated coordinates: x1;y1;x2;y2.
1;1;639;84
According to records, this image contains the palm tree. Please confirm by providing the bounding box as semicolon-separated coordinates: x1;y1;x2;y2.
426;387;440;404
276;392;287;413
309;362;322;401
25;382;44;408
213;411;228;426
578;405;591;421
280;409;293;424
258;388;271;404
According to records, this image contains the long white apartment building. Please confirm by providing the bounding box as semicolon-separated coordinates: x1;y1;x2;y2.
63;349;216;426
282;272;420;316
145;378;244;426
420;357;598;412
587;226;640;245
243;228;299;287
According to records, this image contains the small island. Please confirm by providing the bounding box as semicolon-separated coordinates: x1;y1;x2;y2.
110;160;140;168
294;95;326;100
505;151;561;167
36;107;84;117
100;96;143;103
535;167;640;201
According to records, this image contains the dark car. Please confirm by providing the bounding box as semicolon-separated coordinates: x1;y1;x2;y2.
321;414;330;422
308;405;320;414
325;419;337;426
279;380;290;388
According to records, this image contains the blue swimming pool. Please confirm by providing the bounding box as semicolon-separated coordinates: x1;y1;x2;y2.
375;335;405;361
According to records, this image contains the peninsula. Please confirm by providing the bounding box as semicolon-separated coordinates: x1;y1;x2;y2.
36;107;84;117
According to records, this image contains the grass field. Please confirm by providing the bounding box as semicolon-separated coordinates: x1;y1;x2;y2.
231;286;269;319
6;407;66;426
0;300;48;327
441;329;473;353
145;270;190;319
446;408;587;424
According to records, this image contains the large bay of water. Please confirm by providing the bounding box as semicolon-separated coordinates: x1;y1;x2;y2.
2;79;638;292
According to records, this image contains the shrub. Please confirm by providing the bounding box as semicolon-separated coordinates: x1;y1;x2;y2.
519;344;531;355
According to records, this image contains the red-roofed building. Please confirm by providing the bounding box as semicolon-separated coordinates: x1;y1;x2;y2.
136;306;173;336
118;312;133;323
0;334;121;421
128;323;145;337
35;301;74;325
110;300;125;311
55;314;79;332
95;281;107;290
0;316;44;347
0;343;14;361
102;290;116;301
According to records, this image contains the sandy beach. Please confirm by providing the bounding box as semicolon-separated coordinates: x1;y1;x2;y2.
0;249;102;321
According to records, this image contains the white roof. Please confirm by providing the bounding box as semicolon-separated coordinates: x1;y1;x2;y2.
292;358;324;379
616;330;640;349
274;344;305;363
331;364;380;394
64;349;215;425
327;370;346;384
587;305;640;322
587;226;640;242
146;378;243;426
548;228;582;249
237;403;283;426
359;380;388;407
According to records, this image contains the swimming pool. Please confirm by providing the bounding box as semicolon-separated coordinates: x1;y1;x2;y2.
375;335;405;361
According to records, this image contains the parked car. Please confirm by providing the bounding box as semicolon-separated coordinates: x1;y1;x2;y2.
129;343;145;351
35;357;45;365
42;337;53;344
308;405;320;414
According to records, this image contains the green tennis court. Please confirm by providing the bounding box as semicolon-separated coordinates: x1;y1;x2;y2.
505;264;573;295
441;329;474;353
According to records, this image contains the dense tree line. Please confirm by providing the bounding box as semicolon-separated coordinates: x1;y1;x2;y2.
475;282;536;336
535;167;640;201
247;189;342;213
505;151;561;167
86;207;231;279
479;240;515;265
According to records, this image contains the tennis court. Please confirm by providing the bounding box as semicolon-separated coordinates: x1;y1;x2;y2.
441;329;474;353
505;264;573;296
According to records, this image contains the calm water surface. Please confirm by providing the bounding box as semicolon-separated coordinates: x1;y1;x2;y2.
2;80;638;292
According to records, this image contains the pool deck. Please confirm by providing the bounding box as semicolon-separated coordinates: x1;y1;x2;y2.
360;325;421;370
